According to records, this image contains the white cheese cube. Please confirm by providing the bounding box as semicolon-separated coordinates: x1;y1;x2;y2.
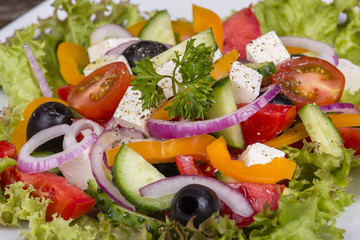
87;37;138;62
246;31;290;65
155;60;180;99
113;86;159;136
229;61;262;104
83;55;132;76
238;143;286;167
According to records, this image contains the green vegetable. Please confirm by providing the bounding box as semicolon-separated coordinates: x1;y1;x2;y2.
253;0;360;66
132;38;216;120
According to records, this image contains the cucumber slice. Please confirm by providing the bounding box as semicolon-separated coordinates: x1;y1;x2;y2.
214;171;237;183
139;10;176;46
112;144;172;212
298;104;344;157
87;179;164;236
244;61;277;79
205;77;245;149
151;28;218;68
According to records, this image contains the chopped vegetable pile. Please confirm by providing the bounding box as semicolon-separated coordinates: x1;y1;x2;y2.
1;0;360;239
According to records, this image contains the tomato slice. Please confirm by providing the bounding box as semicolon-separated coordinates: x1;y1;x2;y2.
272;56;345;110
337;128;360;155
0;166;95;221
0;140;17;159
240;103;296;146
56;84;72;101
222;182;284;228
67;62;131;120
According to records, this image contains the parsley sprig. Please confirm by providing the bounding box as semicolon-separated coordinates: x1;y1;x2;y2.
132;39;216;121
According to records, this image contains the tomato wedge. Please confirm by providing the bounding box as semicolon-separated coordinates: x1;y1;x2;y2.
67;62;131;120
240;103;296;146
272;56;345;110
1;166;95;221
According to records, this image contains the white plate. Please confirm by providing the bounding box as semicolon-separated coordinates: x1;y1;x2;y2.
0;0;358;239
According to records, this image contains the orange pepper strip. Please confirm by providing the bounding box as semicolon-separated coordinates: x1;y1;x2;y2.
106;134;216;166
211;49;240;80
11;97;69;154
192;4;224;51
264;113;360;148
285;46;309;55
171;20;196;42
207;136;296;184
127;20;148;37
57;42;89;85
151;98;174;120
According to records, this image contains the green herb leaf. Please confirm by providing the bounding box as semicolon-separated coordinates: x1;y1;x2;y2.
132;39;216;121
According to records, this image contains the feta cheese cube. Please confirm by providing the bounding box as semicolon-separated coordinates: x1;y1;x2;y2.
113;86;159;136
87;37;138;62
238;143;286;167
83;55;132;76
337;58;360;95
246;31;290;65
229;61;262;104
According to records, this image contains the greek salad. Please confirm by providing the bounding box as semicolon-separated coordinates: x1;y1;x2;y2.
1;0;360;239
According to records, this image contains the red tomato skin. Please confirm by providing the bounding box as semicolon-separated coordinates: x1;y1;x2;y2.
0;166;95;221
240;103;296;146
176;155;204;175
272;56;345;110
222;7;261;59
336;128;360;155
0;140;17;159
56;84;72;101
222;182;284;228
67;62;131;120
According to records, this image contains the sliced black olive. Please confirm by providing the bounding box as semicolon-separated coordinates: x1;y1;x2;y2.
152;162;180;177
171;184;221;227
259;92;294;106
123;40;169;69
26;102;74;153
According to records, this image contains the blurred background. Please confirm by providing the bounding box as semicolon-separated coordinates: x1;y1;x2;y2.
0;0;44;28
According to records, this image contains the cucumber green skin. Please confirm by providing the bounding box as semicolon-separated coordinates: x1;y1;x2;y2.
86;180;164;236
151;28;218;68
244;61;277;79
298;104;344;157
205;77;245;149
139;10;176;45
112;144;172;212
214;171;237;183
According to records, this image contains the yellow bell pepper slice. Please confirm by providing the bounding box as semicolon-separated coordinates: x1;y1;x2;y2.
57;42;89;85
265;113;360;148
192;4;224;51
127;20;148;37
207;136;296;184
106;134;216;166
211;49;239;80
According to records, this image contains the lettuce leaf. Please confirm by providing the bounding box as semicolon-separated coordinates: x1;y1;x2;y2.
253;0;360;64
0;0;142;140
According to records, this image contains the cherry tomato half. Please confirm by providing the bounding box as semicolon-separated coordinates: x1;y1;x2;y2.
272;56;345;110
67;62;131;120
240;103;297;146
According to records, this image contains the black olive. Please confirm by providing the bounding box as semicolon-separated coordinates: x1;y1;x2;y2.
259;92;294;106
26;102;74;153
123;40;169;69
153;162;180;177
171;184;221;227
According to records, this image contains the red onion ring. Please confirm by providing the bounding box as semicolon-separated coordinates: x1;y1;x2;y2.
23;43;53;97
105;39;140;56
319;103;360;114
90;128;135;211
139;175;254;217
147;84;281;139
90;23;133;45
279;36;339;66
60;120;104;190
18;124;96;173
